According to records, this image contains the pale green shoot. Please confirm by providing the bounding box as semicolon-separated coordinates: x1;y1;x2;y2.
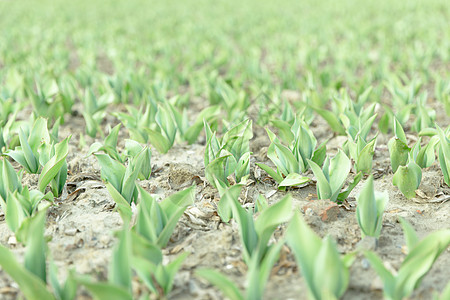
364;218;450;300
286;212;354;300
356;175;389;239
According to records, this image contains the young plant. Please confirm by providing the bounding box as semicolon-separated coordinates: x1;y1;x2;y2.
88;124;124;163
131;235;188;299
89;126;152;180
5;117;52;174
341;104;378;174
286;212;355;300
307;150;361;203
0;187;49;242
169;102;220;144
227;193;292;265
256;119;322;189
411;92;435;133
5;118;70;197
204;119;253;188
26;77;65;123
388;118;410;173
0;210;77;300
436;125;450;186
356;175;389;239
145;102;177;153
364;218;450;300
0;157;22;201
81;88;113;138
196;240;283;300
133;185;195;248
392;153;422;199
95;147;150;222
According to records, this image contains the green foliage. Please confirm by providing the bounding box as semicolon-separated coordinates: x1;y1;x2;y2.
196;241;283;300
0;210;77;300
364;218;450;300
286;212;354;300
388;118;410;173
204;119;253;188
133;185;195;248
257;119;323;189
392;155;422;199
145;103;178;154
95;146;151;222
356;175;389;238
436;125;450;186
5;118;70;197
308;150;360;203
81;89;113;138
226;193;292;265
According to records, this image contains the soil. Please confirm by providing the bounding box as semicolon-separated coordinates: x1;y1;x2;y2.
0;100;449;300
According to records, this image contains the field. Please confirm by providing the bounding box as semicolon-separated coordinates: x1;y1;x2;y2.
0;0;449;299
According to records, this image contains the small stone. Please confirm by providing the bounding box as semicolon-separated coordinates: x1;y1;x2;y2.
64;228;77;236
303;200;340;222
7;236;17;245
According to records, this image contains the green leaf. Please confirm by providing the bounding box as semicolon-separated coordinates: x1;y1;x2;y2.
0;245;55;300
415;136;438;168
313;236;349;299
437;125;450;186
356;137;376;174
205;154;237;189
312;106;346;135
286;212;322;300
157;186;194;247
278;173;310;188
396;230;450;299
95;154;126;193
392;160;422;199
255;163;283;184
19;128;39;173
161;252;189;295
145;128;171;154
356;175;388;238
110;229;132;292
217;184;242;222
4;191;27;234
24;209;47;283
105;182;132;224
76;277;132;300
308;159;332;200
364;251;396;298
156;103;177;146
0;158;22;201
38;136;70;193
254;194;292;262
232;202;258;264
398;217;419;250
196;269;244;300
49;262;77;300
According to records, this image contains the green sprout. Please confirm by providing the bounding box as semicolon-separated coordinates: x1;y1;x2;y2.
94;147;150;222
286;212;355;300
364;217;450;300
133;185;195;248
436;125;450;186
196;241;283;300
308;150;361;203
356;175;389;239
5;118;70;197
204;119;253;188
0;210;77;300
